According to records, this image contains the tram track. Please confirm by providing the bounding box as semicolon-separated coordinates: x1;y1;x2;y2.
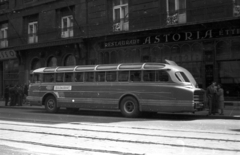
0;121;240;154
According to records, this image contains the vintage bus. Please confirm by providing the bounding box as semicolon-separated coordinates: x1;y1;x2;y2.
27;60;205;117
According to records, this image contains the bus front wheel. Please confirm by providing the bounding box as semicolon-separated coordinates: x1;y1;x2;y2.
45;96;59;113
120;96;140;118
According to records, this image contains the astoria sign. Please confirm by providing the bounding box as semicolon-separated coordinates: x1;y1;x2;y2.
101;28;240;48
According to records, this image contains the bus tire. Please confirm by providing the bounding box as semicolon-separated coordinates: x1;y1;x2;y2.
120;96;140;118
45;96;59;113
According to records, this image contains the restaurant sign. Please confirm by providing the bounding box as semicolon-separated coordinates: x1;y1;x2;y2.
0;50;17;60
101;28;240;49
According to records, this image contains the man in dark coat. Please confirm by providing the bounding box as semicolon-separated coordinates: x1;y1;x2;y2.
4;85;9;106
206;82;217;115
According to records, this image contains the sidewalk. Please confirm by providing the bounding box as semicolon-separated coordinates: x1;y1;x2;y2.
0;100;239;119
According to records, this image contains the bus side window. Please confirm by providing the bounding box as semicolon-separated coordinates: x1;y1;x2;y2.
65;72;73;82
85;72;94;82
106;71;116;82
33;73;42;83
75;72;84;82
118;71;129;82
96;72;105;82
156;70;169;82
130;71;141;82
43;73;54;82
143;70;155;82
56;73;64;82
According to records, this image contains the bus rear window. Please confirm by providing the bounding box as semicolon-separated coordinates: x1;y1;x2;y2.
175;72;190;82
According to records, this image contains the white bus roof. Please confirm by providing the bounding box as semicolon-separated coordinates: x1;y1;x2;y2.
32;60;180;73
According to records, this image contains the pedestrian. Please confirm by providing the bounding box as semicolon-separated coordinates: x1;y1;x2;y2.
4;85;9;106
23;83;29;104
206;81;217;115
216;83;224;115
9;85;15;106
17;85;24;106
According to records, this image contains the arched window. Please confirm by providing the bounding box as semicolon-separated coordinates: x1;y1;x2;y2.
64;54;76;66
47;56;57;67
31;58;41;70
131;48;140;63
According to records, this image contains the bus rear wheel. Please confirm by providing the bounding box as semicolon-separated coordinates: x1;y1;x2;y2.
120;96;140;118
45;96;59;113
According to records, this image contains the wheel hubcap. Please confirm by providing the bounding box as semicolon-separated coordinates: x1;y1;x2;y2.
47;99;55;109
125;101;134;113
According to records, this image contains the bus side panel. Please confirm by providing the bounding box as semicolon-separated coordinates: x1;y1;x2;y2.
27;84;42;106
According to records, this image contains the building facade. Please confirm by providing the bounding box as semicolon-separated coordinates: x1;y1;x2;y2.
0;0;240;101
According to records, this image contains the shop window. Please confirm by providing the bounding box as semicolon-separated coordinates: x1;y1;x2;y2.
64;54;76;66
166;0;186;25
61;15;73;38
161;46;171;62
232;38;240;58
28;21;38;44
216;41;230;60
233;0;240;17
171;45;180;62
191;43;202;61
218;61;240;99
47;56;57;67
131;49;140;63
180;44;191;62
0;23;8;48
113;0;129;32
110;51;117;64
151;47;162;62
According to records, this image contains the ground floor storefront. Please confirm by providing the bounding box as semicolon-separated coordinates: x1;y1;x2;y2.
1;20;240;101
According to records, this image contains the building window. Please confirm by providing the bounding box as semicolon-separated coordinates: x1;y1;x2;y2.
64;54;76;66
113;0;129;32
28;21;38;44
47;56;57;67
0;23;8;48
166;0;186;25
61;15;73;38
233;0;240;17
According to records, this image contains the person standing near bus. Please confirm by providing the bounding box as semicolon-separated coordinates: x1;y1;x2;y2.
206;82;217;115
216;83;224;115
9;85;15;106
4;85;9;106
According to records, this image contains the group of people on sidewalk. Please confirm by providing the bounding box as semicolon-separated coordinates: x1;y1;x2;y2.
206;82;224;115
4;84;29;106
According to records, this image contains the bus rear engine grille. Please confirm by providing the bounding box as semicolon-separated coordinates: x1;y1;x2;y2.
194;91;204;110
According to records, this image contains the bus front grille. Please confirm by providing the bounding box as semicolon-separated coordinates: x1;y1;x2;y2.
194;90;204;110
